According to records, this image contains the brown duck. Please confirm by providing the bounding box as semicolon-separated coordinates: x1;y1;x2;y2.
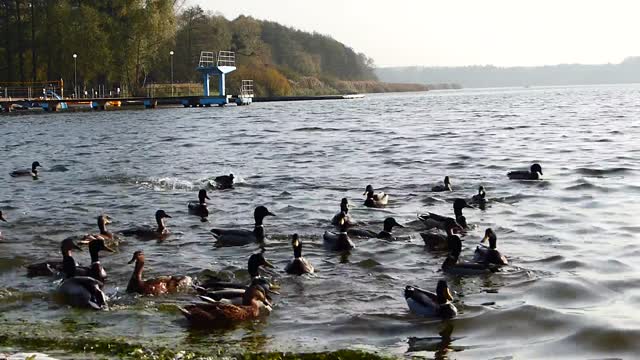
126;250;193;295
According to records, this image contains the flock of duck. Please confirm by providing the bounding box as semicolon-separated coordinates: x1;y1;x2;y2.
1;161;544;326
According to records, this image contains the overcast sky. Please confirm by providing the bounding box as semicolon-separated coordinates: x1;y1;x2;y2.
194;0;640;67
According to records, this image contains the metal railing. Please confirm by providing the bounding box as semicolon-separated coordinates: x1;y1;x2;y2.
239;80;254;97
198;51;216;68
217;51;236;67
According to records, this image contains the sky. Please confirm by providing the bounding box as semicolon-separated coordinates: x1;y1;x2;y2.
193;0;640;68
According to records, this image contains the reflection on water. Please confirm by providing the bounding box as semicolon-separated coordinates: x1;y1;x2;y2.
1;84;640;358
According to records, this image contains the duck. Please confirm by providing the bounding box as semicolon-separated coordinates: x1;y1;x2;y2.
470;186;487;208
77;214;117;245
363;185;389;208
323;212;355;251
431;176;452;192
404;280;457;319
213;173;234;189
57;276;108;310
507;163;543;180
179;283;271;328
420;218;463;251
26;238;82;277
347;217;405;241
442;235;499;275
120;210;172;240
0;211;6;238
474;228;509;266
211;206;275;246
10;161;41;178
188;189;210;220
126;250;193;295
285;234;314;275
418;199;474;230
331;198;355;228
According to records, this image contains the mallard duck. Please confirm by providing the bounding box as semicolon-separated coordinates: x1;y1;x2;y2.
211;206;275;246
81;238;115;284
214;174;234;189
77;214;117;245
120;210;172;240
508;163;543;180
179;284;271;328
363;185;389;208
10;161;41;178
420;218;463;250
470;186;487;207
404;280;457;319
347;217;404;240
57;276;108;310
199;252;275;291
432;176;452;192
474;228;508;266
323;212;355;251
26;238;82;277
126;250;193;295
418;199;474;230
285;234;314;275
331;198;354;228
442;235;499;275
188;189;210;220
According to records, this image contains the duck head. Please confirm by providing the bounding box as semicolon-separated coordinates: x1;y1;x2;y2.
155;210;171;230
0;211;6;222
477;186;486;198
336;211;350;232
248;252;274;277
128;250;145;265
291;234;303;258
242;284;271;311
340;198;351;213
61;238;82;255
530;163;543;176
436;280;454;304
453;199;474;217
383;217;404;233
481;228;498;249
31;161;41;172
254;206;275;225
444;176;452;190
198;189;210;205
363;185;374;197
97;214;112;233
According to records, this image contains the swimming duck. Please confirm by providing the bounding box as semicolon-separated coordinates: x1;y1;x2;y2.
432;176;452;192
323;212;355;251
57;276;108;310
126;250;193;295
10;161;41;178
26;238;82;277
418;199;474;230
77;214;116;245
0;211;6;237
285;234;314;275
179;283;271;328
211;206;275;246
470;186;487;208
363;185;389;208
404;280;457;319
420;218;463;251
188;189;210;220
442;235;499;275
199;252;275;291
214;174;234;189
474;228;509;266
507;163;543;180
331;198;354;228
347;217;404;240
120;210;172;240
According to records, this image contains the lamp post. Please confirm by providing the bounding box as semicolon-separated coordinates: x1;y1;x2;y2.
72;53;77;98
169;50;174;97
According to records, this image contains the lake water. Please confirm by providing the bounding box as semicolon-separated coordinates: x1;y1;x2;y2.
1;84;640;359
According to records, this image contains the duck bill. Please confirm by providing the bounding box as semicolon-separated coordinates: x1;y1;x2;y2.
205;194;210;200
164;214;172;218
103;245;116;253
127;255;138;264
394;222;405;228
266;211;276;217
0;215;6;222
262;259;275;269
481;235;488;244
72;243;82;251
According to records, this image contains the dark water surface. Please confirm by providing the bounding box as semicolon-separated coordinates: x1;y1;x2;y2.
1;85;640;359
